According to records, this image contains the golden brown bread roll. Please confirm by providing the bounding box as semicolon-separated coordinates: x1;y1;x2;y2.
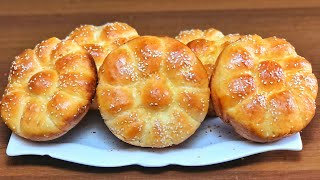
66;22;139;69
176;28;240;79
0;37;97;141
187;34;241;81
97;36;210;148
175;28;224;44
66;22;139;109
186;32;241;116
211;34;318;142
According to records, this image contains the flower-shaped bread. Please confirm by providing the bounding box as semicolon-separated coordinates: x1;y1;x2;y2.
176;28;224;44
1;38;97;141
97;36;210;147
67;22;139;69
67;22;139;109
178;28;241;116
211;35;318;142
187;34;241;81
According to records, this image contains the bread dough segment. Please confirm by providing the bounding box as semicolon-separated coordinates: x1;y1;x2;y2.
20;98;60;139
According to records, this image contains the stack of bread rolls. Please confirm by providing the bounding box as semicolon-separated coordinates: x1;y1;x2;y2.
1;22;317;147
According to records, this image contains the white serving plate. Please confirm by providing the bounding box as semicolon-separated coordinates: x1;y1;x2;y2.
6;111;302;167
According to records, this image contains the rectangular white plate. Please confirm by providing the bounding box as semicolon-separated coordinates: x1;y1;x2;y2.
6;111;302;167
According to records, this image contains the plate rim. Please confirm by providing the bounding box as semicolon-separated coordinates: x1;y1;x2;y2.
6;132;302;167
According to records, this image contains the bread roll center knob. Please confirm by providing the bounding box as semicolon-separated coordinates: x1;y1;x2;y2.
142;83;172;109
258;60;284;85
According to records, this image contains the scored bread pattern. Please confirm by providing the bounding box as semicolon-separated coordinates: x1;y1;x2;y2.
211;35;318;142
97;36;210;147
66;22;139;69
0;37;97;141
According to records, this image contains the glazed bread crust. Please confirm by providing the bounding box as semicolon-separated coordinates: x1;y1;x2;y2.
185;31;241;116
66;22;139;70
97;36;210;148
0;37;97;141
175;28;224;45
176;28;224;117
211;35;318;142
187;34;241;81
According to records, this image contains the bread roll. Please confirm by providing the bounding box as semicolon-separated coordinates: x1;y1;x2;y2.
67;22;139;69
187;34;241;81
183;30;241;116
175;28;224;44
97;36;210;147
66;22;139;109
0;37;97;141
211;34;318;142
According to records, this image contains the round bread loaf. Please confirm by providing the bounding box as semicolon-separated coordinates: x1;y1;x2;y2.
67;22;139;109
187;34;241;116
187;34;241;81
175;28;224;44
176;28;239;117
67;22;139;69
0;37;97;141
97;36;210;148
211;34;318;142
